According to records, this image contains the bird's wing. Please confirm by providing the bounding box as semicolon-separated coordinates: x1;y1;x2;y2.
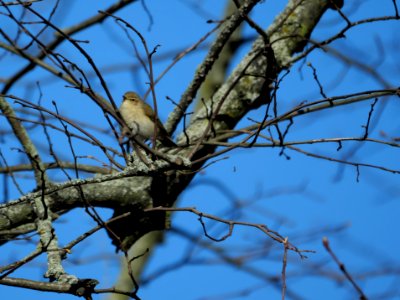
143;102;155;118
143;102;169;134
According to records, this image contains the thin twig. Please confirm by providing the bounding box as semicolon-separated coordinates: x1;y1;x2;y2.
323;237;368;300
146;206;314;257
281;237;289;300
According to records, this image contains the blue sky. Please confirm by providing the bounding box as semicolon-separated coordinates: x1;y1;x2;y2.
1;0;400;299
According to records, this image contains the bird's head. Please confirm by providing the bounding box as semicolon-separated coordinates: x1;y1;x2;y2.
123;91;142;104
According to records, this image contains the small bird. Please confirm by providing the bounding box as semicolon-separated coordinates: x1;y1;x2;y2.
119;91;176;147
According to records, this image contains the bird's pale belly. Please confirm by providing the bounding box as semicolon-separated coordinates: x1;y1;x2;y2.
128;116;155;139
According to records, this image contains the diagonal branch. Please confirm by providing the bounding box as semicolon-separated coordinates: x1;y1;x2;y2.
0;96;48;186
165;0;263;135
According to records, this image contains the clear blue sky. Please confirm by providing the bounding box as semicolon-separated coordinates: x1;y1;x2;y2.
1;1;399;299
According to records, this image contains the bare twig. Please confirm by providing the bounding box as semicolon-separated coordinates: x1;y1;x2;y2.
323;237;368;300
281;237;289;300
362;98;378;139
145;206;313;257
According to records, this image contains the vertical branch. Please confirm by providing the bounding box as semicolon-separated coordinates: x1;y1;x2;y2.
392;0;400;18
1;3;77;284
281;237;289;300
362;98;378;139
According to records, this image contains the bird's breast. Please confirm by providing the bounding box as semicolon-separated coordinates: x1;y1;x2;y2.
120;101;154;138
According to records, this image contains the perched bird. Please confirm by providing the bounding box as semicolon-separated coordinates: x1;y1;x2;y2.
119;91;176;147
